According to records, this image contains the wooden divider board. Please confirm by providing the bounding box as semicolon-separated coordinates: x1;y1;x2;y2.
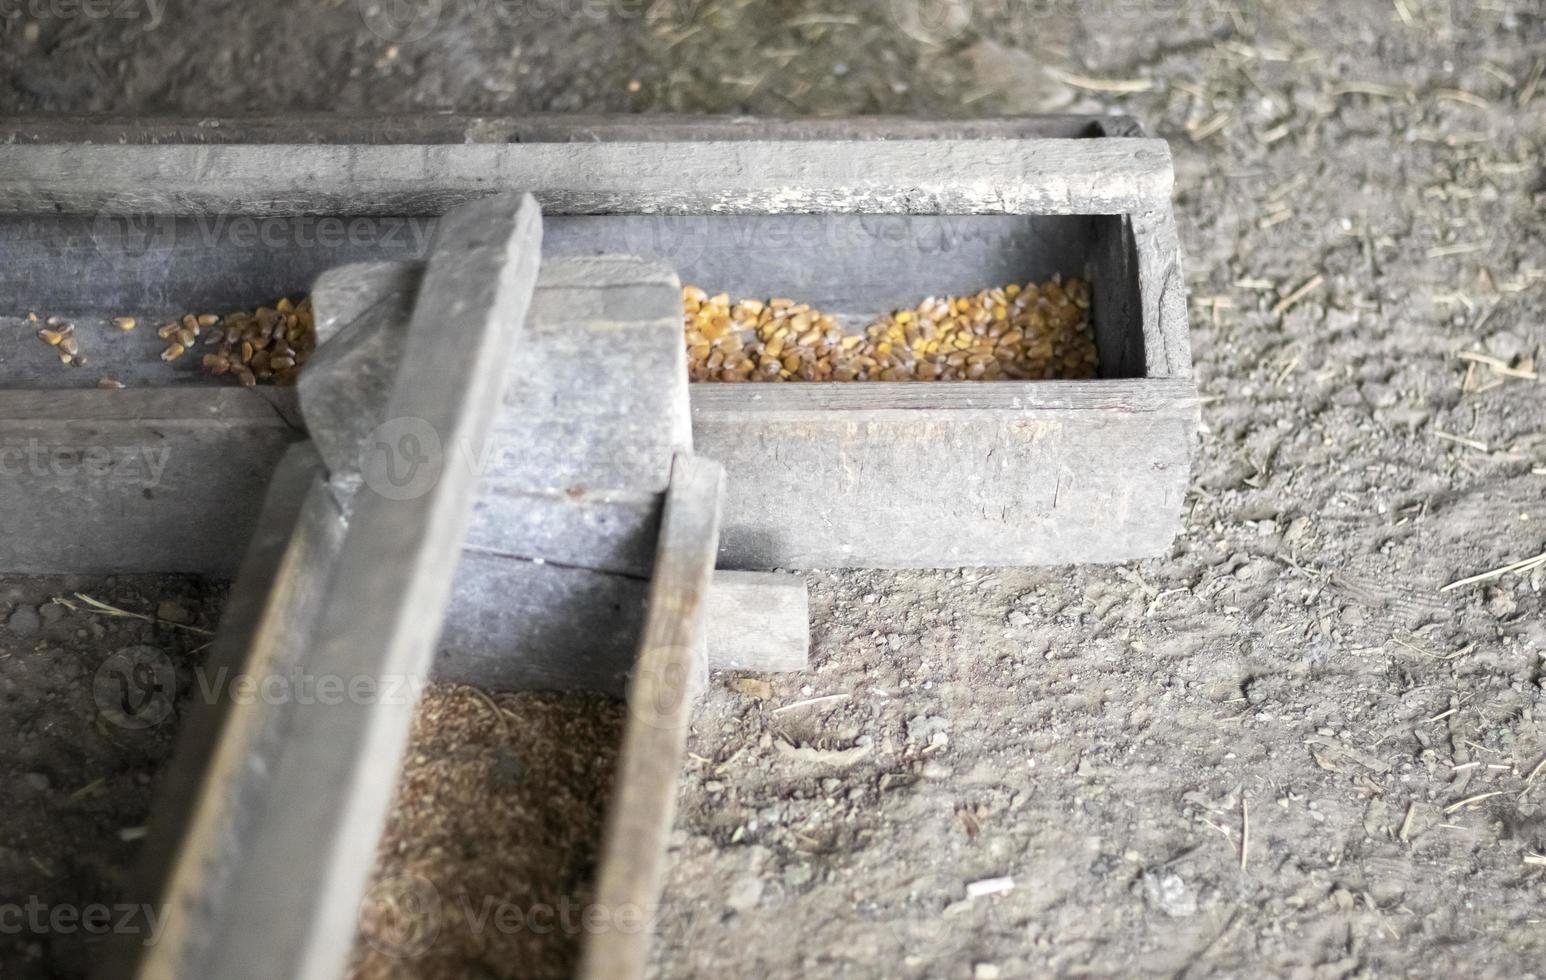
579;455;724;980
117;193;546;980
116;443;344;980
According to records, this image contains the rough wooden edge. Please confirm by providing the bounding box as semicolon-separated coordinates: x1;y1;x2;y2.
213;194;543;980
115;443;344;980
0;386;297;423
1131;207;1194;381
687;377;1199;419
579;454;725;980
0;138;1174;217
0;113;1141;145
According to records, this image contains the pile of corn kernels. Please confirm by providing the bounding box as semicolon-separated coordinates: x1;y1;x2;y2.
160;297;316;386
682;276;1097;383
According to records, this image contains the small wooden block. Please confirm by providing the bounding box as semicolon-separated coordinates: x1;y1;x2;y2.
440;562;808;694
306;256;689;576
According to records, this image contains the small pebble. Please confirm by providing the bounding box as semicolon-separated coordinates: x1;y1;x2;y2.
726;875;765;912
7;605;40;637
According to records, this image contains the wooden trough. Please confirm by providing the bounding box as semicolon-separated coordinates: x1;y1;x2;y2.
0;115;1196;980
0;113;1197;576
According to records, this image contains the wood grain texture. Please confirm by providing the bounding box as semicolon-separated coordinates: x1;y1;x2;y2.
0;139;1174;217
304;255;690;576
0;113;1139;145
439;562;808;694
1132;206;1193;381
111;443;345;980
579;454;724;980
0;379;1196;573
211;194;542;980
690;380;1198;569
0;388;300;574
702;571;811;674
0;212;1097;328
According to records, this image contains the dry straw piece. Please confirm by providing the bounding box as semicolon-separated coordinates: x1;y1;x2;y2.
682;276;1099;383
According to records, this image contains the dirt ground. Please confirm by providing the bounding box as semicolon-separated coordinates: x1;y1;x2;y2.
3;0;1545;978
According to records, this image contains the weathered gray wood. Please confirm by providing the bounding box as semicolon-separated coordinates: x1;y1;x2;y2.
0;388;300;573
1132;207;1194;381
0;139;1174;217
0;113;1139;145
109;443;345;980
579;454;724;980
212;193;542;980
1088;215;1146;380
0;378;1196;573
702;571;810;674
0;213;1098;342
691;380;1198;569
295;284;410;511
0;115;1194;573
304;255;689;576
438;563;807;694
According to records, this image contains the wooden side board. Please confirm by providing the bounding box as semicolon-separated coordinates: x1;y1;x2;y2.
440;558;808;694
0;378;1196;573
0;138;1174;217
0;113;1141;144
693;379;1198;568
0;388;301;574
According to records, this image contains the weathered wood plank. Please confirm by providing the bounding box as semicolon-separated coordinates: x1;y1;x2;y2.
0;379;1195;573
207;193;542;980
0;388;300;574
0;113;1137;145
579;454;724;980
439;562;807;694
690;379;1198;569
1132;206;1193;381
0;212;1096;333
702;571;811;674
303;255;690;576
112;443;345;980
0;139;1174;217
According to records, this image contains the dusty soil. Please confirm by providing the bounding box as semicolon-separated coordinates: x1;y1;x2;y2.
0;577;223;978
2;1;1545;978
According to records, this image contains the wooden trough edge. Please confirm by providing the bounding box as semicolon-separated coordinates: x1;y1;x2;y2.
0;112;1146;145
0;380;1196;572
0;138;1174;217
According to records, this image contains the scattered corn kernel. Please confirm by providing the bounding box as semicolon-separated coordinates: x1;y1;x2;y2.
682;277;1097;383
187;297;315;386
